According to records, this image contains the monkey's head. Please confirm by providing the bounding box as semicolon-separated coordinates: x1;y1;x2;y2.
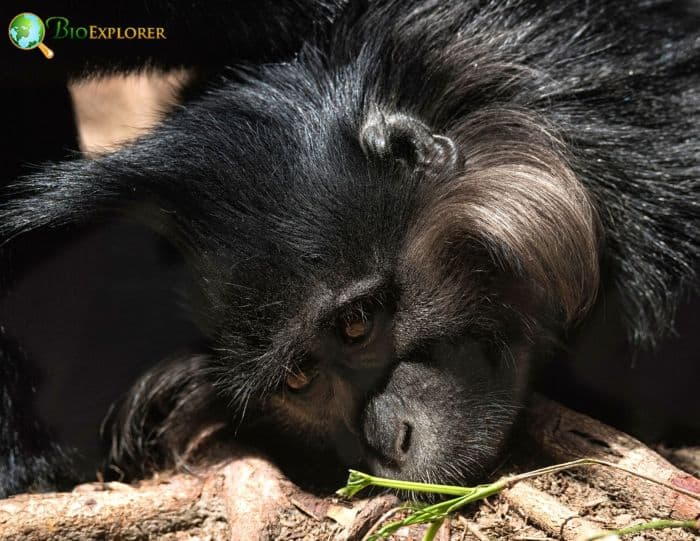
160;75;600;485
1;64;600;486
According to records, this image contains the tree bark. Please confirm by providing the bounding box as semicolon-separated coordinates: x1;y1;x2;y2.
525;395;700;520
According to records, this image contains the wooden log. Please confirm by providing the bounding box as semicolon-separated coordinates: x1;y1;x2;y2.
525;394;700;519
0;454;337;540
0;473;220;540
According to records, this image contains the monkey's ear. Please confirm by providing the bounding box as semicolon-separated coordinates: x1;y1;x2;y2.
360;111;458;170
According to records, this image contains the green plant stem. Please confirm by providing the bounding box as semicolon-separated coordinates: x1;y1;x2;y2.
422;518;444;541
340;459;700;501
339;458;700;541
363;485;506;540
586;518;699;540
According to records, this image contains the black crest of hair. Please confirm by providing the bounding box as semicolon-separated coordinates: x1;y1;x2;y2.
1;0;698;497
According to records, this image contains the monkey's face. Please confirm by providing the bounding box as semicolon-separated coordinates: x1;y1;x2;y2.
216;259;530;485
177;93;599;485
262;315;527;484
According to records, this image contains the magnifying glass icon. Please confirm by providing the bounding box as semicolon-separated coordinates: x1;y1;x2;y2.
8;12;55;59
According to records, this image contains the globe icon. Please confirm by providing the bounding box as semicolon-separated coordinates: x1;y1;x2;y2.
8;12;54;59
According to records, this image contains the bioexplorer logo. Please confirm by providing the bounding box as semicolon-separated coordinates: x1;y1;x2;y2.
8;13;54;58
8;12;167;59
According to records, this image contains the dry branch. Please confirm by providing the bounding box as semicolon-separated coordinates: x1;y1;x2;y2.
503;481;602;541
525;395;700;520
0;453;371;541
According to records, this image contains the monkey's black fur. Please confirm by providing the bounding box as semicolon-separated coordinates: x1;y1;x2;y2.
0;332;80;495
1;0;698;497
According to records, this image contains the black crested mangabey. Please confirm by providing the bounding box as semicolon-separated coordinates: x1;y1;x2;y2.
0;0;698;497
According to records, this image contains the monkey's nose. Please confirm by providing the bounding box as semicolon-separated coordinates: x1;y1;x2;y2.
362;397;414;465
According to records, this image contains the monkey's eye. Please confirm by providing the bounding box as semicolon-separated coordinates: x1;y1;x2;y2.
286;368;313;392
338;311;374;345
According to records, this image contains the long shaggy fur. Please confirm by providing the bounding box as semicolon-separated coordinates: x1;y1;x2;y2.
0;0;697;492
